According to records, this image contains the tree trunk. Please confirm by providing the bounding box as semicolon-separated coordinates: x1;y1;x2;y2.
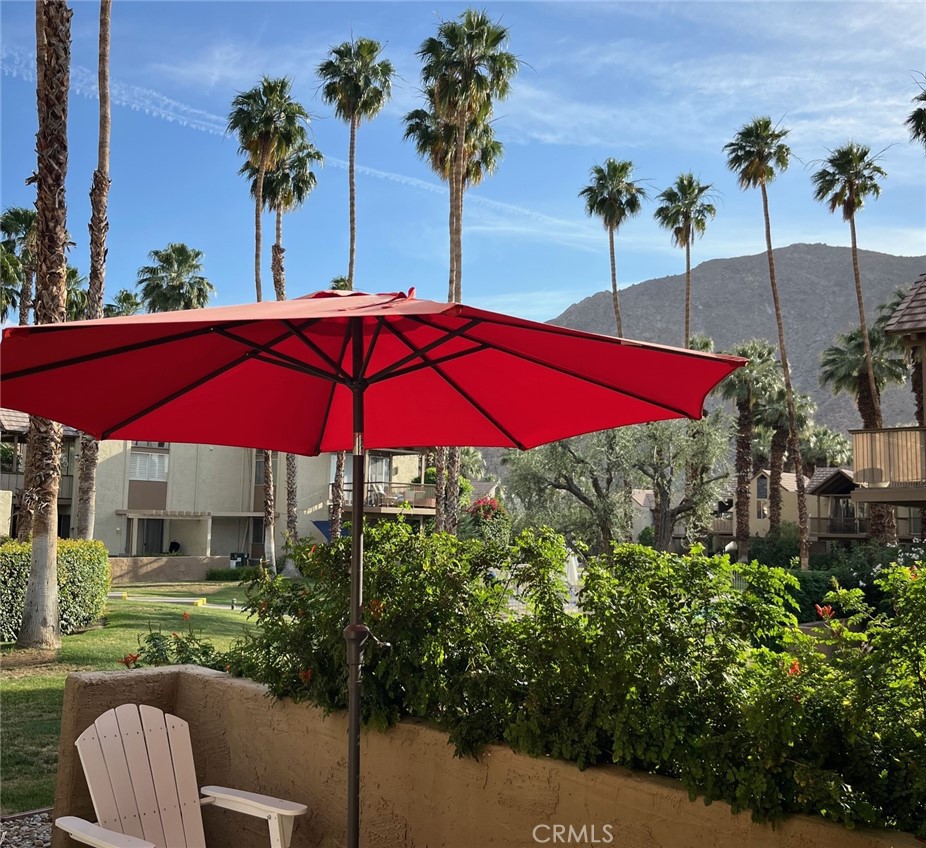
608;227;622;337
768;424;788;535
330;452;345;541
452;119;466;303
734;400;752;562
683;235;691;348
262;450;276;571
434;447;448;533
253;147;268;302
18;0;71;650
856;375;897;545
760;182;809;569
75;0;110;541
271;208;285;300
348;115;357;287
653;484;675;551
18;267;34;326
445;447;461;534
849;213;882;428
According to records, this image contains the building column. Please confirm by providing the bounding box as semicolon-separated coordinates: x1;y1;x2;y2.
129;516;139;556
205;515;212;556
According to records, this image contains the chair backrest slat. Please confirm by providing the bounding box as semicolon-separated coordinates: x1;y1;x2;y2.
91;709;146;840
115;704;168;848
165;714;207;848
139;705;188;848
75;724;122;833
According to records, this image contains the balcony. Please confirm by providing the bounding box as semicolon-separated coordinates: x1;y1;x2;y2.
1;471;74;500
810;517;869;537
851;427;926;506
710;515;733;535
331;482;437;511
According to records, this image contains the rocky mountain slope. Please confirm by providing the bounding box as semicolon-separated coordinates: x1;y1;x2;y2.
550;243;926;434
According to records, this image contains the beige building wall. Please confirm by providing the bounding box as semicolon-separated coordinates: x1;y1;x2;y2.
748;473;820;538
91;440;131;555
0;489;11;537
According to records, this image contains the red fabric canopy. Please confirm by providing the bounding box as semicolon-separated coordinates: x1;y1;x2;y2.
0;289;744;453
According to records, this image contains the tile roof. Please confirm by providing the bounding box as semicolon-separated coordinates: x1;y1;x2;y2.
0;407;80;436
807;467;854;495
884;273;926;335
755;469;809;492
631;488;655;509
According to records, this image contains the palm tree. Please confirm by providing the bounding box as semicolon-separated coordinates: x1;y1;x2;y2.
0;243;21;321
318;37;394;290
719;339;778;562
103;288;141;317
416;9;518;305
754;387;814;534
724;116;810;569
65;265;88;320
799;425;852;477
820;325;907;544
18;0;71;650
241;138;322;565
318;40;393;544
136;243;214;312
579;159;647;338
653;173;716;347
227;76;308;303
907;76;926;152
75;0;112;541
1;206;38;325
811;143;887;427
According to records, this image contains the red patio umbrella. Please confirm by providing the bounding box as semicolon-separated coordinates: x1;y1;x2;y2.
1;288;744;848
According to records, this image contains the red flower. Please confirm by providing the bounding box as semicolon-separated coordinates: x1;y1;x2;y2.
299;668;313;684
367;598;385;621
787;660;801;677
815;604;833;620
182;611;190;621
119;653;140;668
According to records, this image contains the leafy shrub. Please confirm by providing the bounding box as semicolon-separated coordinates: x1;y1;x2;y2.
205;566;262;582
637;525;655;547
0;539;110;641
131;613;230;671
749;522;800;567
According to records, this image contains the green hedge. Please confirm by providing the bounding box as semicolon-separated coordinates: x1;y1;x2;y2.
0;539;110;642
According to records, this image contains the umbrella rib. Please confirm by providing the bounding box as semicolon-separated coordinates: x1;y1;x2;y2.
366;343;490;384
451;327;696;420
387;323;527;449
214;327;338;383
2;322;254;381
100;354;254;438
365;318;483;383
360;318;384;380
283;320;351;381
313;328;352;455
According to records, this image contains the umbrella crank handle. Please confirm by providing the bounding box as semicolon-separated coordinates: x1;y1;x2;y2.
343;623;391;660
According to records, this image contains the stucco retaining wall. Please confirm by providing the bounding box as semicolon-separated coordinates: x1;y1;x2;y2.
52;666;920;848
108;555;229;584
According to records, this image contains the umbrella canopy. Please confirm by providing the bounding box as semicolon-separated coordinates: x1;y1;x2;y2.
1;288;745;848
1;289;743;454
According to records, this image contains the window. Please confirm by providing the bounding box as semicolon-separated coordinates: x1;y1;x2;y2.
368;454;391;484
132;441;168;449
756;500;769;520
130;451;168;481
252;517;264;545
756;475;768;500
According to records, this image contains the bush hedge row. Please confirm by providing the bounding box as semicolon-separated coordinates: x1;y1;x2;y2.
220;524;925;836
0;539;110;642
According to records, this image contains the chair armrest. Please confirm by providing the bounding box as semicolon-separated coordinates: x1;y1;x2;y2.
55;817;156;848
200;785;308;817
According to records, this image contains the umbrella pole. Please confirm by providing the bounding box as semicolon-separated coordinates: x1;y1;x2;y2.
344;319;368;848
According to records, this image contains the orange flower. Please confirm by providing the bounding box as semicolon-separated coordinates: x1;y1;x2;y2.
367;598;385;621
119;653;140;668
171;632;179;638
787;660;801;677
182;611;190;621
815;604;833;620
299;668;314;684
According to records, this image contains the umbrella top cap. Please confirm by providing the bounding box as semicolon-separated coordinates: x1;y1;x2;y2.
298;287;416;304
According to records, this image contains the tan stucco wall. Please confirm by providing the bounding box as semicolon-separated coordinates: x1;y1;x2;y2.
108;555;229;584
0;488;12;537
91;440;130;554
52;666;918;848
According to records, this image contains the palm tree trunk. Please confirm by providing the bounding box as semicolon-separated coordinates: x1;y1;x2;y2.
434;446;448;532
608;227;623;338
684;237;691;348
850;214;882;428
253;150;268;303
453;119;466;303
271;207;285;300
262;450;276;571
348;115;357;287
734;400;752;562
19;0;71;650
445;446;461;534
857;376;897;545
285;452;298;541
768;424;788;534
76;0;110;541
330;453;345;541
760;183;809;569
18;267;34;326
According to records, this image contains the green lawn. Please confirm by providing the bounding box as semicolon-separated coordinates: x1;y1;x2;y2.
0;600;252;814
115;581;254;606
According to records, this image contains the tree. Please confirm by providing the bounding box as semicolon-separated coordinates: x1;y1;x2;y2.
799;425;852;477
724;117;810;569
65;264;87;320
907;75;926;152
579;159;647;338
1;206;38;326
811;142;887;428
227;76;308;303
18;0;71;650
0;242;21;321
820;324;906;544
103;288;141;317
653;173;716;347
318;39;393;545
136;243;214;312
719;338;778;562
75;0;111;541
241;138;322;572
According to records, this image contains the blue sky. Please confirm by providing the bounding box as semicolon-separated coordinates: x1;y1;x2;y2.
2;1;924;322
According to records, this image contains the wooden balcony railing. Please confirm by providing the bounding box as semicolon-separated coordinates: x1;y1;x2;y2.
331;482;436;510
710;516;733;535
810;516;868;536
852;427;926;486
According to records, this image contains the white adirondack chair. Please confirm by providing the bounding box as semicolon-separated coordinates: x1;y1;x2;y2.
55;704;308;848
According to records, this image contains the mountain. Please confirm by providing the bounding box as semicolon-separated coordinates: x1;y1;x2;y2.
549;243;926;434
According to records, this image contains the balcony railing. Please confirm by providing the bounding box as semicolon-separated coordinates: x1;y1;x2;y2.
1;472;74;499
331;482;436;510
710;516;733;535
852;427;926;486
810;516;869;536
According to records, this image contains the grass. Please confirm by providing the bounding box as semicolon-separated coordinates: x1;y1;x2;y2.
115;582;252;606
0;600;252;814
